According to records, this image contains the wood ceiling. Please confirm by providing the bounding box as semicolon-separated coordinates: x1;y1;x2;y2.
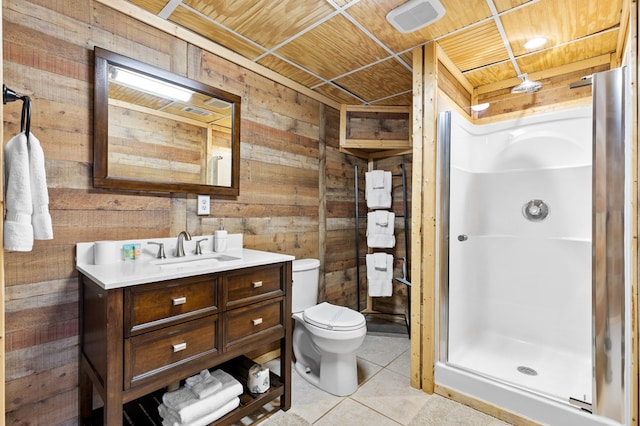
124;0;625;107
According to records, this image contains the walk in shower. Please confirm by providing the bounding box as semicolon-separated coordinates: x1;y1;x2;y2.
435;68;630;426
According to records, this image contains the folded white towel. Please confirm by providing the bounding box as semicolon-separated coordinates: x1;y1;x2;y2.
29;133;53;240
365;170;392;209
185;369;222;399
366;253;393;297
367;211;395;248
4;133;33;251
162;369;243;424
160;397;239;426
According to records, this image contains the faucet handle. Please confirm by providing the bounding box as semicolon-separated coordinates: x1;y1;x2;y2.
194;238;208;255
147;241;166;259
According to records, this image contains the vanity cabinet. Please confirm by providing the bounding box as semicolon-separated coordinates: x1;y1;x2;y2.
78;261;292;425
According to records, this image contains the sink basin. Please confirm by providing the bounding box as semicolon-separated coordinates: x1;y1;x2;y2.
151;253;240;269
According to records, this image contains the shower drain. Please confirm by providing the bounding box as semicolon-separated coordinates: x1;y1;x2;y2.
517;366;538;376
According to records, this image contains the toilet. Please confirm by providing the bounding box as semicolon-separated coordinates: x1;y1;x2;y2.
291;258;367;396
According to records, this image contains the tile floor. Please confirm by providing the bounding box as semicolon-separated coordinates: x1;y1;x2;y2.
238;333;513;426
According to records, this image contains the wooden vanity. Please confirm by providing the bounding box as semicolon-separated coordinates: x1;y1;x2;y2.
77;248;292;425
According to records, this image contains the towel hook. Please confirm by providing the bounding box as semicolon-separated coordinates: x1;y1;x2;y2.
3;85;31;145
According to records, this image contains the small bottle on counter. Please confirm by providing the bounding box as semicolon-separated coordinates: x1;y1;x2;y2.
215;221;228;253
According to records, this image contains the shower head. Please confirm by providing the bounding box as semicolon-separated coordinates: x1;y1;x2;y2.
511;74;542;94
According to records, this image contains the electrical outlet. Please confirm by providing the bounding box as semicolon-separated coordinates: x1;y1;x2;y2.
197;195;210;215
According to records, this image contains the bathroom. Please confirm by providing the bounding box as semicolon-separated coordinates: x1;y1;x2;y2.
1;0;638;425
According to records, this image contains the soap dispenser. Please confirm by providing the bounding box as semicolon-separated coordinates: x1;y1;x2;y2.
214;221;228;252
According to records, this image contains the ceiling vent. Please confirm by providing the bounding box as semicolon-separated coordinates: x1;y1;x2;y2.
386;0;446;33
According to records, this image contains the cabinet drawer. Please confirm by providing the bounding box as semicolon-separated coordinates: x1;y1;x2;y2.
125;274;218;335
225;298;284;349
125;315;219;386
224;264;283;307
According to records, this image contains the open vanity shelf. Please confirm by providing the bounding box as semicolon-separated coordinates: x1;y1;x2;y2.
88;356;285;425
78;256;293;425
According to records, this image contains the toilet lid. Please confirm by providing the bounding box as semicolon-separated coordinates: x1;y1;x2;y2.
303;302;366;331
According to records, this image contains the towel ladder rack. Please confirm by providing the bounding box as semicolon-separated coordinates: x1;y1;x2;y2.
354;163;411;334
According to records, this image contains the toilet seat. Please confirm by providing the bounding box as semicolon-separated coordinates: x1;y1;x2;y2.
303;302;366;331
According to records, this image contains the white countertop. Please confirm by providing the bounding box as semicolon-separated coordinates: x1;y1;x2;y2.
76;235;295;289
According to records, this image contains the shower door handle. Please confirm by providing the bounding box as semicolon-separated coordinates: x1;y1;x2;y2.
457;234;468;242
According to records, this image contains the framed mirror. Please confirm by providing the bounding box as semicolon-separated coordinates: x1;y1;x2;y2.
94;47;240;196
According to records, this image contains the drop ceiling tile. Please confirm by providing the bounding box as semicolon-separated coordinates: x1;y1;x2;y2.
438;20;509;72
257;55;324;87
275;14;390;80
502;0;623;56
128;0;167;14
347;0;493;53
334;59;412;103
183;0;336;49
516;31;619;75
464;61;517;87
313;83;363;104
168;5;265;58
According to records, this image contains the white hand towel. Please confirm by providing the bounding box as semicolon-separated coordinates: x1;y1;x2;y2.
369;170;385;189
365;170;392;209
4;133;34;251
28;133;53;240
374;210;389;226
366;253;393;297
185;369;222;399
373;252;387;270
366;211;396;248
162;369;243;424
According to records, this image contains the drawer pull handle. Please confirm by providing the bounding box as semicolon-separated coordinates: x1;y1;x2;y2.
252;318;263;326
173;342;187;352
252;281;263;288
172;296;187;306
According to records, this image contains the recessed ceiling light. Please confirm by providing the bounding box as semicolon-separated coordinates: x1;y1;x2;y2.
524;37;547;50
471;103;490;112
386;0;446;33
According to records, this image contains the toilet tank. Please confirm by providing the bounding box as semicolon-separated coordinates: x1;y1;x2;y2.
292;258;320;313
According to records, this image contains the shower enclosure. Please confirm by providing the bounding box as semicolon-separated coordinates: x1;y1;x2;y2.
436;68;629;425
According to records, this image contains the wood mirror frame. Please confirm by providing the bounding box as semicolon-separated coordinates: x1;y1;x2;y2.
93;47;240;196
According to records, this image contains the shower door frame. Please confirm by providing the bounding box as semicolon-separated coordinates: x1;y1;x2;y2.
436;66;628;424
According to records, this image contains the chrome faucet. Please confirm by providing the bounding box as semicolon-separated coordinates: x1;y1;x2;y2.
176;230;192;257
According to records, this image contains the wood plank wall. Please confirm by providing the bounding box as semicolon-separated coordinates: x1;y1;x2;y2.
1;1;364;423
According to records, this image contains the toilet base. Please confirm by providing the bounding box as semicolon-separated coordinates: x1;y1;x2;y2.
294;351;359;396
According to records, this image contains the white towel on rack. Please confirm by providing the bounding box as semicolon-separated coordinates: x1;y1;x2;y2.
4;133;34;251
3;132;53;251
365;170;392;209
29;133;53;240
366;253;393;297
367;211;395;248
